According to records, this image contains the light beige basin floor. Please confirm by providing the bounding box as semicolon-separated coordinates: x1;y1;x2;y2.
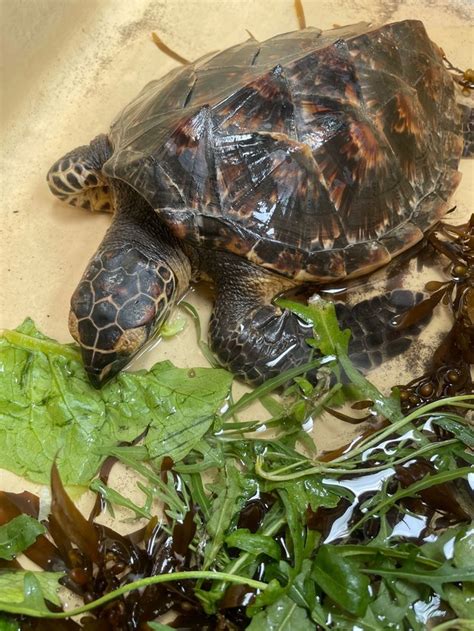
0;0;472;535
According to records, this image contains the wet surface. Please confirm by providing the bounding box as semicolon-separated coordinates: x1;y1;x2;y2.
0;0;472;536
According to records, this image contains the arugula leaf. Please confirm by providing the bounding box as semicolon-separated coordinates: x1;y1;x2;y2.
454;527;474;569
225;529;281;560
278;299;403;423
0;516;45;560
247;594;312;630
353;466;473;533
0;320;231;485
363;563;474;597
203;461;247;570
276;296;350;357
369;579;414;627
312;545;370;617
278;489;304;577
89;479;151;519
0;570;64;615
445;584;474;619
431;416;474;448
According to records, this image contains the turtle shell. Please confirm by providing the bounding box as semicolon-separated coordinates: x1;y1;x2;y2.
103;20;463;282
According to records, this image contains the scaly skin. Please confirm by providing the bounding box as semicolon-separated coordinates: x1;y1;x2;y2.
62;174;192;387
200;249;429;384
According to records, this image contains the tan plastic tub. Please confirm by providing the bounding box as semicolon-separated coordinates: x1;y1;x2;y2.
0;0;472;514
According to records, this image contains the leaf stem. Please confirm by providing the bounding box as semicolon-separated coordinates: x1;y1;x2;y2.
349;466;473;533
0;330;80;361
332;395;473;464
0;571;268;619
256;437;460;481
221;358;322;421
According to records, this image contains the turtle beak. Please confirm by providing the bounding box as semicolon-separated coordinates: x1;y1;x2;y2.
69;308;155;388
83;356;130;389
86;370;104;390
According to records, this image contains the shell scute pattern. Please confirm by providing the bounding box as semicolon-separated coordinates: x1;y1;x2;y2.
104;20;462;281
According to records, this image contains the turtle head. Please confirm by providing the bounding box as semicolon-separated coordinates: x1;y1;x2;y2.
69;246;176;387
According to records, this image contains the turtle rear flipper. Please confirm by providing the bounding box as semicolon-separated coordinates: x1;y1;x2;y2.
206;252;431;385
335;290;430;373
47;134;113;212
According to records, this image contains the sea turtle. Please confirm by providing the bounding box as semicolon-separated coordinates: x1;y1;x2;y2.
47;19;464;387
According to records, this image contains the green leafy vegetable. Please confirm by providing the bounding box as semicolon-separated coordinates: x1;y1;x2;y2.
247;595;311;630
431;416;474;448
0;515;45;560
142;363;232;461
0;616;20;631
203;461;248;570
0;571;64;615
225;529;281;560
0;295;472;629
312;545;370;617
159;313;187;338
0;319;231;485
147;622;175;631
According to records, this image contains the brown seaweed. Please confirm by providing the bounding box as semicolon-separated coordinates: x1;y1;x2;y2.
393;216;474;411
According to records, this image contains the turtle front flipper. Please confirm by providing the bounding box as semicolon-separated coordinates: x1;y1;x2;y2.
47;134;114;212
206;253;431;385
206;254;315;385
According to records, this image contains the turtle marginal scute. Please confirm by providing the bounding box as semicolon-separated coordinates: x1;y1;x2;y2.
443;130;464;168
248;240;306;277
379;221;424;258
436;168;463;202
343;240;391;279
411;192;452;232
302;248;346;281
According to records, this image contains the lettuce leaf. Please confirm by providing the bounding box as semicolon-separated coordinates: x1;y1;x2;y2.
0;319;232;486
